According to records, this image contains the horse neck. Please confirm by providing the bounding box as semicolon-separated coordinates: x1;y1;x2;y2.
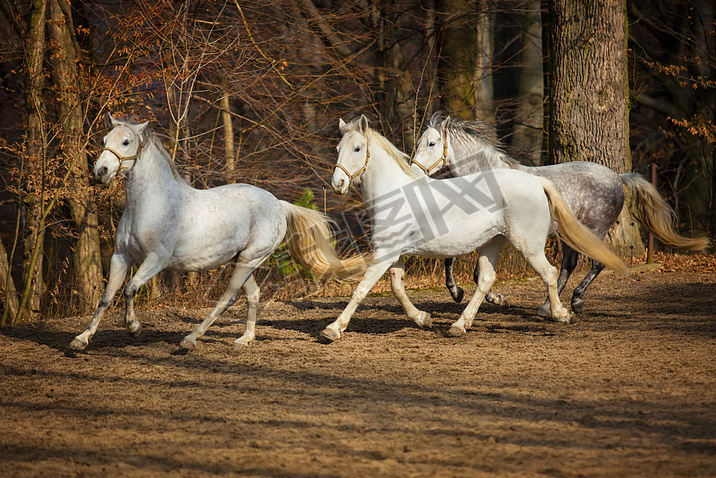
360;147;418;204
124;140;189;199
450;135;526;175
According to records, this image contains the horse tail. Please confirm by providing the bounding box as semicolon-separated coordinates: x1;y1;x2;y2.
280;201;369;282
535;177;629;275
620;173;710;252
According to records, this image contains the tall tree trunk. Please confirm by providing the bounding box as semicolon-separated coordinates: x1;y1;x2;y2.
19;0;49;321
438;0;494;127
0;236;20;324
547;0;642;256
511;0;544;166
438;0;476;119
48;0;103;311
473;0;494;124
220;82;235;172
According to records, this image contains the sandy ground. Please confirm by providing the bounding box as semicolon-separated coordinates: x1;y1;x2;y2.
1;269;715;477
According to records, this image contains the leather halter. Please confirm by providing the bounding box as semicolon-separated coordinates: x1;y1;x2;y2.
411;131;449;175
334;146;371;184
101;139;144;175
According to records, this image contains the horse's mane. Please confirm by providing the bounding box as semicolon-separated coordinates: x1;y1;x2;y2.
363;125;422;180
143;130;187;183
428;112;523;170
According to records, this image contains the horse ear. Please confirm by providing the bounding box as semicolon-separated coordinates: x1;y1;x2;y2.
358;114;369;133
108;113;119;127
441;115;451;129
429;111;442;125
136;121;149;134
339;118;348;134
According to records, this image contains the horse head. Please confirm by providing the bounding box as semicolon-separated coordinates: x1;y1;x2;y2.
412;112;451;176
94;114;149;183
332;115;371;195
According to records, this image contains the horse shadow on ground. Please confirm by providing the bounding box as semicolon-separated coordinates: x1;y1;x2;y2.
268;295;552;339
0;322;186;357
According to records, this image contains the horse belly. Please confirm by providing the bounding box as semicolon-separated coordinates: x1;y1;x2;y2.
401;217;504;258
169;200;285;271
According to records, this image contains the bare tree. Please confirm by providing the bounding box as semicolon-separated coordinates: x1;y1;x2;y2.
510;0;543;165
48;0;103;310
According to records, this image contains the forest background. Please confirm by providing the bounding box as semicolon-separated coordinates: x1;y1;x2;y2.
0;0;713;324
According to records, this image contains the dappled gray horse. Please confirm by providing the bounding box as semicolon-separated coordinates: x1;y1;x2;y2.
412;112;709;314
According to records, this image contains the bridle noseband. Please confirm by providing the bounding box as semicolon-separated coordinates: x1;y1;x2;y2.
101;137;144;175
334;146;371;185
411;130;449;175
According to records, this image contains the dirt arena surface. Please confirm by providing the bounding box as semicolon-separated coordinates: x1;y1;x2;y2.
1;268;715;477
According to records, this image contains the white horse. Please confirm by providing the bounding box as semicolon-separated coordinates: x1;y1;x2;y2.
321;116;627;340
70;116;367;351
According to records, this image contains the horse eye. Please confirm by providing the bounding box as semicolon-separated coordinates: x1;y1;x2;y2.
428;142;436;147
354;146;361;153
123;139;130;146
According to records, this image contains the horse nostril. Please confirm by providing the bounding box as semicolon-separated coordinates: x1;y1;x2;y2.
95;166;107;179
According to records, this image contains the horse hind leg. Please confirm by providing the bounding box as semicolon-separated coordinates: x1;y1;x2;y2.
469;258;509;306
233;275;260;349
570;261;605;312
527;250;571;323
180;260;262;351
448;237;505;337
537;243;577;318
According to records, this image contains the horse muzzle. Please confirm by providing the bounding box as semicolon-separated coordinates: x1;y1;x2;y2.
331;175;349;195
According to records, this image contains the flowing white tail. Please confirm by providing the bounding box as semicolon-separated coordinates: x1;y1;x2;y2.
537;177;629;275
281;201;370;281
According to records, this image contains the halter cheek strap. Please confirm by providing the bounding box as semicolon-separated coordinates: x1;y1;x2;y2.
334;147;371;184
411;133;449;175
102;140;144;175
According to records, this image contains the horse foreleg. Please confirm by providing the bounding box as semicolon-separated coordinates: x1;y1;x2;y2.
570;261;605;312
122;254;167;338
444;258;464;303
321;258;395;341
448;237;505;337
181;262;259;351
390;258;432;328
537;243;578;317
70;253;133;350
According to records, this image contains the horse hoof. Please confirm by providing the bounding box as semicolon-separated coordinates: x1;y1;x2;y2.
69;337;88;351
415;311;432;329
451;287;464;303
127;322;141;338
536;305;551;318
446;325;466;337
485;291;508;306
553;312;572;324
179;336;197;351
233;340;249;350
320;328;340;342
571;298;585;313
